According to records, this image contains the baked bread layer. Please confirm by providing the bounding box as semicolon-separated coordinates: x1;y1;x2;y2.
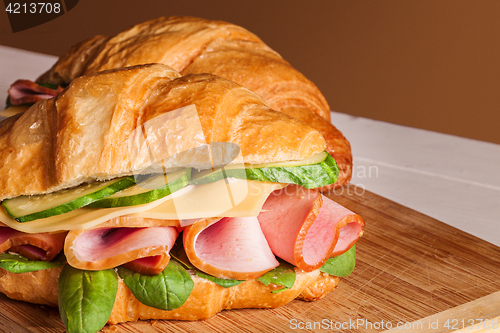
0;266;340;323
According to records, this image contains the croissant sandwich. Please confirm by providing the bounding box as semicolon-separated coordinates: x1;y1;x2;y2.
1;16;364;332
5;16;352;190
0;63;364;332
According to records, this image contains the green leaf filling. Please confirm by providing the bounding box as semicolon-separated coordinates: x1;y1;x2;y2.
195;271;244;288
257;262;296;293
58;265;118;333
320;245;356;277
245;153;339;189
0;253;65;273
117;260;194;311
191;152;339;189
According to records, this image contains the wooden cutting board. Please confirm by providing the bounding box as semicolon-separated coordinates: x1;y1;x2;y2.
1;184;499;333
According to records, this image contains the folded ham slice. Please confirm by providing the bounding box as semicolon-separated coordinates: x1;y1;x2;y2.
183;217;279;280
0;226;66;261
7;79;63;106
323;197;365;257
65;223;179;272
122;255;171;275
257;185;364;271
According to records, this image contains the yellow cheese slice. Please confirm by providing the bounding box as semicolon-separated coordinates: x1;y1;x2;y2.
0;186;194;233
131;179;286;224
0;179;285;233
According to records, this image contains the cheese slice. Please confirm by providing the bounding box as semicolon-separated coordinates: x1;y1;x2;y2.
131;179;286;225
0;179;285;233
0;186;194;233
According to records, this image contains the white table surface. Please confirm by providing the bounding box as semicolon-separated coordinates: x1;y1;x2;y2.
1;45;499;246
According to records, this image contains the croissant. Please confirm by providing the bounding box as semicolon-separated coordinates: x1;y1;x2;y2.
37;16;352;188
0;63;325;200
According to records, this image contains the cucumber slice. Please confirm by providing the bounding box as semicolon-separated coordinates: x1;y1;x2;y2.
2;177;135;222
191;151;339;189
88;169;191;208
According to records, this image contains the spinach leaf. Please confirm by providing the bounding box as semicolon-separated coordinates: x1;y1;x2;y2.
195;271;244;288
257;262;296;293
320;245;356;277
169;245;195;270
58;265;118;333
117;260;193;311
0;253;64;273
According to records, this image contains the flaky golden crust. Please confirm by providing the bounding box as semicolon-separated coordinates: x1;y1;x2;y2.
0;64;325;200
0;99;57;196
36;16;352;187
37;35;109;86
279;107;353;188
296;272;341;301
0;266;340;323
181;38;331;123
0;266;61;307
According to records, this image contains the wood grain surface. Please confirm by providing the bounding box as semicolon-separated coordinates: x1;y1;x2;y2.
0;184;499;333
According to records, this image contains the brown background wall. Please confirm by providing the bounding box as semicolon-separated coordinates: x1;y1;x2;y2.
1;0;499;144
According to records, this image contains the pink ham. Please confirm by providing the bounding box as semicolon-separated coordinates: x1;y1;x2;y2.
0;226;66;261
8;79;63;105
258;185;364;271
123;255;171;275
183;217;279;280
322;197;365;257
65;226;178;273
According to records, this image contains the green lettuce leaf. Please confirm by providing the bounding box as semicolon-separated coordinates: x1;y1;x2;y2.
320;245;356;277
117;260;194;311
257;262;296;293
191;152;339;189
245;153;339;189
0;252;65;273
58;265;118;333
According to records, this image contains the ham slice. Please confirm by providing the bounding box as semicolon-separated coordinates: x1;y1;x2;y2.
183;217;279;280
7;79;63;105
257;185;364;271
0;226;66;261
65;226;178;272
322;197;365;257
123;255;171;275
